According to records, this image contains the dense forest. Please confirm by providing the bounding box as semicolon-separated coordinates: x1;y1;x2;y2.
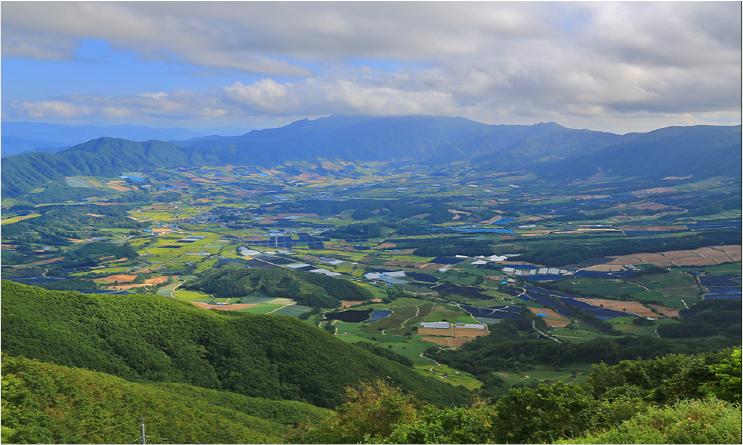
1;281;467;408
1;282;740;443
183;265;372;307
432;302;741;398
298;348;741;444
1;355;329;443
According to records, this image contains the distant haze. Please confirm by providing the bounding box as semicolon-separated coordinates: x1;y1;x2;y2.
1;121;248;156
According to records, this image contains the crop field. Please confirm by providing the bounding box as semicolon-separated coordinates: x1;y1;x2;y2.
64;176;102;188
192;302;255;311
573;298;663;318
274;304;313;317
418;326;488;339
420;336;470;347
1;213;41;225
4;157;740;397
527;307;570;327
590;245;741;269
547;270;700;309
94;274;137;283
173;289;211;302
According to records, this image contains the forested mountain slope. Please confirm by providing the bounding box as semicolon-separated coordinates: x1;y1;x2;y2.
538;125;743;180
2;116;740;197
0;281;470;408
1;355;329;443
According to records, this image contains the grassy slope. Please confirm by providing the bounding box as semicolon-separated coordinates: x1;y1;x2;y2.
1;281;469;408
1;355;329;444
565;398;741;444
184;266;372;308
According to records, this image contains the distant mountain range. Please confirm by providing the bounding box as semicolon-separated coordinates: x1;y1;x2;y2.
1;121;207;156
2;115;740;196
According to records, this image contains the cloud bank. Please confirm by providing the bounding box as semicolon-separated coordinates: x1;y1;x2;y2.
2;1;740;132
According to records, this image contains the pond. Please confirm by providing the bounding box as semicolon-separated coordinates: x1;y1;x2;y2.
368;309;392;322
324;309;372;322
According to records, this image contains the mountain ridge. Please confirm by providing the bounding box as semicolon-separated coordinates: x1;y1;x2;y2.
2;115;740;197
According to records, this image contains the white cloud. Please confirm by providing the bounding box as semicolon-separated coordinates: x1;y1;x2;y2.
2;2;740;132
18;100;92;118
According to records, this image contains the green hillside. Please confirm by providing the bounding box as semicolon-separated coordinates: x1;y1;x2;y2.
1;281;469;408
183;266;372;308
1;355;329;443
4;117;739;197
1;138;196;196
565;398;741;444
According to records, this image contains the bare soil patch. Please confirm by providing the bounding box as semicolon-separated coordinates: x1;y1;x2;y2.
191;302;256;311
648;304;680;318
144;276;169;286
574;298;658;318
420;336;470;347
528;307;571;328
95;274;137;284
587;245;741;270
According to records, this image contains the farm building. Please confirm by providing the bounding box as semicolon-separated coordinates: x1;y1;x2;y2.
310;268;341;277
420;321;450;329
418;321;488;339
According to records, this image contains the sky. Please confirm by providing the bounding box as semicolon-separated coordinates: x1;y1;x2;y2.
1;1;741;134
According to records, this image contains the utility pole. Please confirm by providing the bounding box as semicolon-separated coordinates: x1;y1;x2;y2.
139;417;146;445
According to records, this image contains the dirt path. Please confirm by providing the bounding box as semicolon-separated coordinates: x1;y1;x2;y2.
400;304;422;329
267;302;295;314
419;352;442;373
383;304;424;336
627;281;653;292
170;281;182;298
532;319;561;343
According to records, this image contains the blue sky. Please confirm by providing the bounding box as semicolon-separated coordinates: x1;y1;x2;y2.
2;2;740;133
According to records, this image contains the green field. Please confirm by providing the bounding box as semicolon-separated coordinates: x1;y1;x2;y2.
548;269;701;309
173;289;211;302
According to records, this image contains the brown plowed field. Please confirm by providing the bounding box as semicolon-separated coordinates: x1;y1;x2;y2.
144;276;169;286
648;304;680;318
191;302;255;311
95;274;137;283
574;298;660;318
420;336;470;347
418;326;488;338
527;307;571;327
586;245;741;270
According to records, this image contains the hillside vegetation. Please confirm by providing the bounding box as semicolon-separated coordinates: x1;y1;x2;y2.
183;266;372;307
3;116;740;197
299;349;741;443
1;355;329;443
1;281;469;408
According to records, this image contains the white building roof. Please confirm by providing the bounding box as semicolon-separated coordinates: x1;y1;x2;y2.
238;247;262;256
310;268;341;277
456;323;486;330
420;322;450;329
384;271;406;278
